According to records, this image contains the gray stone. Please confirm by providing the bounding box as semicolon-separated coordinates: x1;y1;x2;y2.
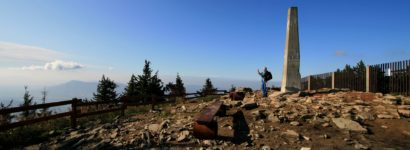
281;7;301;92
332;118;367;133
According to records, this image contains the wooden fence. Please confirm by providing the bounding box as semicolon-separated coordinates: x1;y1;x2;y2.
302;59;410;95
369;60;410;95
334;70;366;91
0;90;227;132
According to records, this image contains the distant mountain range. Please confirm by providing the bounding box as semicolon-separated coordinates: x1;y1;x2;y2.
0;79;280;107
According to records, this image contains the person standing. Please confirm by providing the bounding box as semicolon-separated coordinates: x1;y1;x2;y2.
258;67;272;97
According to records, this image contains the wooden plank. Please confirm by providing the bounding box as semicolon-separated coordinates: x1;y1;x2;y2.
196;101;223;124
0;112;72;131
77;100;120;106
0;100;72;114
77;108;122;118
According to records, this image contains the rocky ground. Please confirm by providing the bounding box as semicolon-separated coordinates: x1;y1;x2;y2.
25;89;410;150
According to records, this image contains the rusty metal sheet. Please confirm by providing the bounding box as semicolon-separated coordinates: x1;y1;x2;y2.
196;100;223;124
193;121;218;139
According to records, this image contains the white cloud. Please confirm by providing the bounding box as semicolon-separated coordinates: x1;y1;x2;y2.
19;60;85;71
0;41;64;62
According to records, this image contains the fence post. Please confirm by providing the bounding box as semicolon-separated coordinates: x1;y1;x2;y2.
307;75;311;91
366;65;370;92
71;98;78;129
331;72;335;89
121;97;127;117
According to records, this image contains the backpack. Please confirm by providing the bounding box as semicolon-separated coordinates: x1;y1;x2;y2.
264;71;272;81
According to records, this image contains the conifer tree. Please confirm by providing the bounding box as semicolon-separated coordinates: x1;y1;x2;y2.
136;60;164;101
174;73;186;96
20;86;36;120
124;74;138;97
40;88;51;117
165;73;186;97
199;78;217;96
93;75;118;101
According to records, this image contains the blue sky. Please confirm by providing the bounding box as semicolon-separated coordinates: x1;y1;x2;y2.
0;0;409;88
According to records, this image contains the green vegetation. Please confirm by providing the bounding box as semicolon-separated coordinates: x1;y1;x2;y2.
198;78;217;96
93;75;118;101
165;73;186;97
0;60;226;149
123;60;165;102
20;86;36;120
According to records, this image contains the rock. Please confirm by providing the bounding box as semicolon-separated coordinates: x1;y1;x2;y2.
241;102;258;110
398;109;410;118
251;110;267;120
290;121;300;126
305;97;313;104
160;120;170;129
181;105;187;112
283;130;300;138
110;131;118;138
177;130;190;142
403;130;410;136
384;95;401;105
267;114;280;123
398;105;410;110
356;112;375;121
203;140;212;146
354;143;369;149
261;145;271;150
56;135;84;149
300;147;312;150
377;114;394;119
322;123;330;127
148;124;161;133
332;118;367;133
303;136;311;141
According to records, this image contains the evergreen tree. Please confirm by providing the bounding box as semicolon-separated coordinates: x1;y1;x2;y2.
136;60;164;101
174;73;186;96
199;78;217;96
354;60;366;76
165;74;186;97
124;74;138;97
20;86;36;120
40;88;51;117
93;75;118;101
165;82;176;95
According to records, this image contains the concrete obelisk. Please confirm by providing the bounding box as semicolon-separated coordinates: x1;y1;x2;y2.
281;7;301;92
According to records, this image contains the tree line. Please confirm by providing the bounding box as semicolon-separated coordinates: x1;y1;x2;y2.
1;60;218;124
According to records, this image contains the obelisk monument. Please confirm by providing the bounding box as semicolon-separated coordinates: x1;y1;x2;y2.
281;7;301;92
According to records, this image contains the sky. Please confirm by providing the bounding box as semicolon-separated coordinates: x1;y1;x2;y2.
0;0;409;89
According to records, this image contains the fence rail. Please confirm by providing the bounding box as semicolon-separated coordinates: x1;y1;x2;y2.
369;60;410;95
0;90;228;131
301;59;410;95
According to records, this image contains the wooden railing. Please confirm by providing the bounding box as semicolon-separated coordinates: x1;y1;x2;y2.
301;59;410;95
0;90;228;132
